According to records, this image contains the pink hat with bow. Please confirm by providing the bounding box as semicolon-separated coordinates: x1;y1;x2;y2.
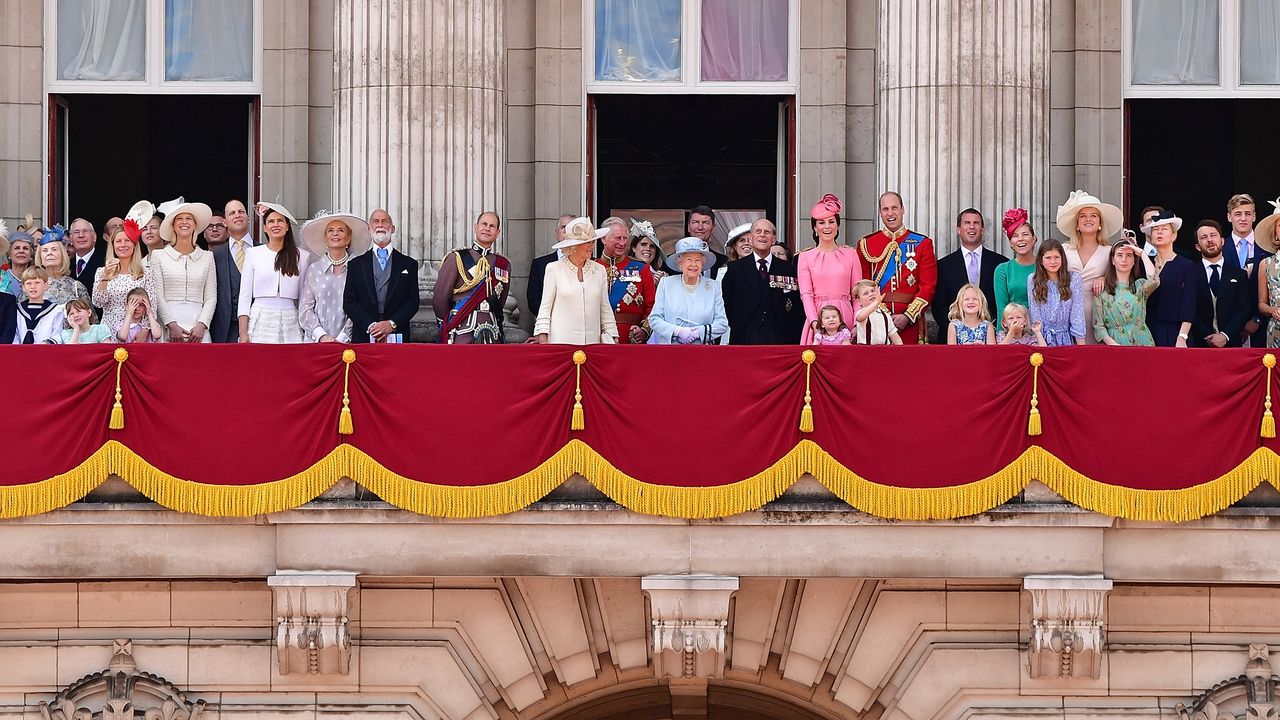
811;194;842;221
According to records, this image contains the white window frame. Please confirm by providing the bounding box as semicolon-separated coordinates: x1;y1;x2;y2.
584;0;799;95
1123;0;1280;98
45;0;263;95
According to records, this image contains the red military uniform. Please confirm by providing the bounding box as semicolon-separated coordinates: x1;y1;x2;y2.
858;227;937;344
596;255;656;343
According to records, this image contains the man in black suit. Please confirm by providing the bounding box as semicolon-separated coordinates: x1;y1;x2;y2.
210;199;254;343
526;213;574;317
344;208;421;343
931;208;1007;342
721;219;804;344
0;290;15;343
1220;194;1273;346
68;218;106;296
1191;220;1252;348
687;204;728;278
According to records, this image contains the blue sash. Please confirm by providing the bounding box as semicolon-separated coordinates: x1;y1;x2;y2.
874;233;925;290
608;260;643;309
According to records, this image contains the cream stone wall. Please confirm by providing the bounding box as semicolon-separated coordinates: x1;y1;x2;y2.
0;0;43;224
0;568;1276;720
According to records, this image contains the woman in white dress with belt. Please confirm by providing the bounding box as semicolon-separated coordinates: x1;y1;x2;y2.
152;201;217;342
532;216;618;345
237;203;312;344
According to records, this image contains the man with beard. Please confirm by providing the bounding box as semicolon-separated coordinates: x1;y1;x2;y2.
433;211;511;344
346;208;421;343
931;208;1007;343
857;191;937;344
210;199;256;342
1191;219;1251;348
595;216;656;344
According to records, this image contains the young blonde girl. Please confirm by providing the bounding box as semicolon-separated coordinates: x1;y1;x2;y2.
851;279;902;345
996;303;1045;346
810;304;852;345
946;283;995;345
117;287;163;343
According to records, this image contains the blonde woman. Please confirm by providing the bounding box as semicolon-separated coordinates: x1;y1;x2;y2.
153;201;217;342
92;221;157;333
1055;190;1153;343
36;230;90;306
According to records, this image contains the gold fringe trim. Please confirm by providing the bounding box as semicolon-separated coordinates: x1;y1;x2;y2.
0;440;1276;522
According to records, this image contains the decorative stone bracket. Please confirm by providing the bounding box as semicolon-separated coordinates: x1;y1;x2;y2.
642;575;739;679
267;571;358;676
1023;575;1112;680
39;638;205;720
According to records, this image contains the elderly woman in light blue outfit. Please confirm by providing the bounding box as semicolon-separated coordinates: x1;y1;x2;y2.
648;237;729;344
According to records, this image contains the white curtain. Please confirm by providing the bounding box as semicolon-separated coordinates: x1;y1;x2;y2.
166;0;253;81
1241;0;1280;85
595;0;682;82
701;0;788;82
1130;0;1219;85
58;0;146;81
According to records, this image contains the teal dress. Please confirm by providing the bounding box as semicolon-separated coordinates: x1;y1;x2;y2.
992;260;1035;331
61;324;115;344
1093;278;1156;346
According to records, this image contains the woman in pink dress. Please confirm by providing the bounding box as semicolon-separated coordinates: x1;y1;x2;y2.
798;194;862;344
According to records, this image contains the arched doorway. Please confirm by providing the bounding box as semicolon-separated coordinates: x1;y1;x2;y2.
539;680;848;720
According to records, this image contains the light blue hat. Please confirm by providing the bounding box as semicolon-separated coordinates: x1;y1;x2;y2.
666;237;715;272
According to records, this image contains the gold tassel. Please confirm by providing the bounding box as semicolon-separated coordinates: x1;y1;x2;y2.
799;350;816;433
109;348;129;430
1027;352;1044;436
338;349;356;435
571;350;587;431
1263;353;1276;439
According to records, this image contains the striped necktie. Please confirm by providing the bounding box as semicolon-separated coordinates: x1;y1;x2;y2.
234;240;245;271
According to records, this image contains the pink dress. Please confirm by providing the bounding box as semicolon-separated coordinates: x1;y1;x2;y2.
813;328;852;345
798;245;861;344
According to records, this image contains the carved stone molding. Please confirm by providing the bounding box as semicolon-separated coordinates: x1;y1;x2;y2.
1178;644;1280;720
267;570;358;676
38;639;205;720
1023;575;1113;680
642;575;739;679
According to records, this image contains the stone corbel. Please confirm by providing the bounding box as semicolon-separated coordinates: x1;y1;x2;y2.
267;571;358;676
1023;575;1112;680
642;575;739;679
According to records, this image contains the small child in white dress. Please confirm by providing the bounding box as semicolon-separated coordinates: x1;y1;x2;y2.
851;280;902;345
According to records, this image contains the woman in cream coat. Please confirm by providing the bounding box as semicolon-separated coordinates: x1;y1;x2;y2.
532;217;619;344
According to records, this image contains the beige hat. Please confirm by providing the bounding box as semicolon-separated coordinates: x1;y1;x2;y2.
257;202;300;227
1055;190;1124;241
300;212;372;258
159;202;213;243
1255;197;1280;254
553;217;608;250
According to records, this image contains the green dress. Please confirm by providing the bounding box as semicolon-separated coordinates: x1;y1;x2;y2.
992;260;1035;331
1093;279;1156;346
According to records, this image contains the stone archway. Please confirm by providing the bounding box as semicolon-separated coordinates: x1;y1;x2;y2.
538;681;847;720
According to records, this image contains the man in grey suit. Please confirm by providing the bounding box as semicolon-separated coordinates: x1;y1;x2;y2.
210;199;254;343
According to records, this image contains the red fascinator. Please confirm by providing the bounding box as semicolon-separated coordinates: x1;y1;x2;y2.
122;219;142;244
1002;208;1029;239
811;194;843;221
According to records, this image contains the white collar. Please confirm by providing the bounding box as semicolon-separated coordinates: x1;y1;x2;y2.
1233;232;1255;245
75;248;94;262
962;246;983;257
752;251;771;266
230;233;254;246
1202;257;1224;270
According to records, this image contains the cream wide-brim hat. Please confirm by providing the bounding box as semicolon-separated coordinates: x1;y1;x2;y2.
300;213;372;258
1256;210;1280;254
158;202;213;244
552;216;608;250
1055;190;1124;241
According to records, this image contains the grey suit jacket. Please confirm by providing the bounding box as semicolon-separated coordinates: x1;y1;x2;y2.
210;241;244;343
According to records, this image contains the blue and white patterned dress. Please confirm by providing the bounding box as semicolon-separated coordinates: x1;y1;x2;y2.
1027;273;1086;347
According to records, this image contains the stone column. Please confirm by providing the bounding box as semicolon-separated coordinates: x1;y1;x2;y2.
877;0;1050;256
333;0;506;290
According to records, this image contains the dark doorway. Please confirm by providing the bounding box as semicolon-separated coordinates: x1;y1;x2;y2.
1127;98;1280;255
592;94;793;251
54;94;256;227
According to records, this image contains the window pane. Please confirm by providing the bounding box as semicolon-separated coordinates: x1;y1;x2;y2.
701;0;789;82
166;0;254;81
57;0;146;81
1241;0;1280;85
1130;0;1219;85
595;0;682;82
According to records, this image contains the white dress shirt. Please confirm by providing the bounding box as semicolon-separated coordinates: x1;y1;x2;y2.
752;251;773;274
1232;231;1256;267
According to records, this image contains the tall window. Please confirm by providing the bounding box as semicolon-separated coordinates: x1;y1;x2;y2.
589;0;796;92
1125;0;1280;95
50;0;260;91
